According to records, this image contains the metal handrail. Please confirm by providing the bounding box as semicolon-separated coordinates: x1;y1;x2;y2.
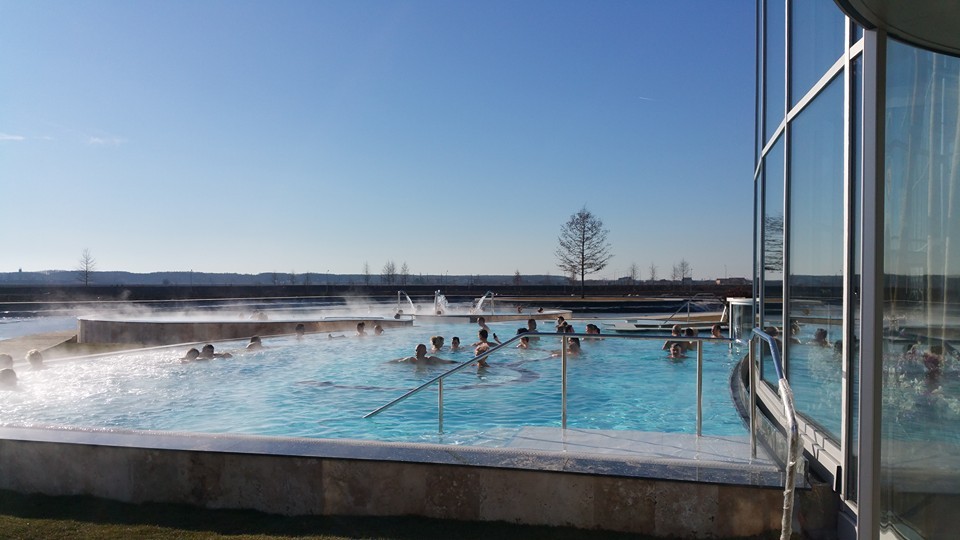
752;328;799;540
659;292;721;329
365;330;729;437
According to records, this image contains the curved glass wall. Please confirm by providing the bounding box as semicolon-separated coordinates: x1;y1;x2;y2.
758;1;960;537
761;136;784;387
787;75;844;439
789;0;845;107
763;0;785;142
881;37;960;538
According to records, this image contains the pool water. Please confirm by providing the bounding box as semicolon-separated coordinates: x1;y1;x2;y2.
1;320;747;446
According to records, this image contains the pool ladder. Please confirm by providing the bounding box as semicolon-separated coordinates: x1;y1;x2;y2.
750;328;799;540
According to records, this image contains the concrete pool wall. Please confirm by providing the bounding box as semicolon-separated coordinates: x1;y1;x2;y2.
0;426;784;538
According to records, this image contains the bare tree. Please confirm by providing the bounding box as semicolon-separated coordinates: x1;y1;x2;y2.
399;262;410;286
764;215;784;272
513;270;522;286
672;259;692;282
628;263;639;283
555;206;613;298
76;248;96;286
381;260;397;285
363;262;371;285
648;262;658;282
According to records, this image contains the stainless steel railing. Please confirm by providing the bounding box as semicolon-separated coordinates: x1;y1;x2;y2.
365;330;730;437
752;328;799;540
658;292;723;330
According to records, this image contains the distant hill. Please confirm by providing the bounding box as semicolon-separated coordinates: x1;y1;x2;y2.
0;270;573;287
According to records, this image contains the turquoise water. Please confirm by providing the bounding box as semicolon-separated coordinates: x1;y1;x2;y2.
1;320;747;446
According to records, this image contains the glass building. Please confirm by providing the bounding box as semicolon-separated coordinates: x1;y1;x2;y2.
754;1;960;538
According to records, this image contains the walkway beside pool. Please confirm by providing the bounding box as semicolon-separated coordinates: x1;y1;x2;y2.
507;427;784;486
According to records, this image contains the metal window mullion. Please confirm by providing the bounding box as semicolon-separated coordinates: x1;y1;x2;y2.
839;15;854;503
781;0;791;375
856;27;886;540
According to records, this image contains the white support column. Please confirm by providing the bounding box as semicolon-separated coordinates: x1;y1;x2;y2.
857;27;885;540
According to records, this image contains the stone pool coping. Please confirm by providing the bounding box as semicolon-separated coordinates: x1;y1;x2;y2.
0;424;789;537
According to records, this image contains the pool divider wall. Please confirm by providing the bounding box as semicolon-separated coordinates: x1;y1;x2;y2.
77;318;413;346
0;427;784;537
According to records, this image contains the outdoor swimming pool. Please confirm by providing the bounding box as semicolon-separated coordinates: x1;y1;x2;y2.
1;320;747;446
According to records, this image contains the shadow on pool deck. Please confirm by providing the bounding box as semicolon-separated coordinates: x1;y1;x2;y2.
0;489;779;540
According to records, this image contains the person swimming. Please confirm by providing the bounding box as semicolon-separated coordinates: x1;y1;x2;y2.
356;322;368;337
246;336;264;350
551;337;581;357
391;344;456;366
26;349;45;370
667;342;687;360
526;319;540;341
180;348;201;362
472;328;501;347
662;325;688;353
477;317;491;334
198;344;232;359
430;335;445;353
0;368;17;390
450;336;461;351
295;324;306;340
374;324;384;335
473;343;491;368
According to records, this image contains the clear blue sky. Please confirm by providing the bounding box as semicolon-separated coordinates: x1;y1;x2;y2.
1;0;755;280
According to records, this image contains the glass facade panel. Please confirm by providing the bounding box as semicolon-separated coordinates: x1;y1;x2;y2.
762;136;785;386
881;38;960;538
789;0;845;107
847;55;862;502
764;0;785;142
787;77;844;439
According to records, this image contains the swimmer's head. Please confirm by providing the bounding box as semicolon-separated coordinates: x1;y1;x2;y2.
374;325;384;335
671;325;681;336
416;343;428;357
26;349;43;368
183;348;200;360
478;317;486;325
0;368;17;389
527;319;537;329
478;328;488;340
430;336;444;348
452;336;460;346
295;324;305;335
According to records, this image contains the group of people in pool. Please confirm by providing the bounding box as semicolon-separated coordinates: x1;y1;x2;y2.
390;316;605;369
0;349;46;390
661;324;725;360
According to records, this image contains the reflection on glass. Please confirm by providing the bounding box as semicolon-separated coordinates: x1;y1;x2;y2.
847;55;862;502
789;0;845;107
763;136;785;387
787;76;844;439
764;0;785;142
881;38;960;538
